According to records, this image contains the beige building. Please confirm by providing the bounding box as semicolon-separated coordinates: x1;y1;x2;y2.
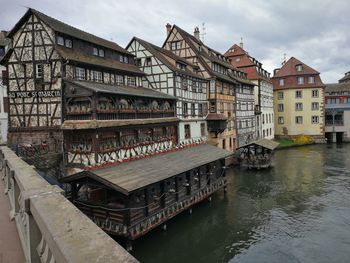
272;57;325;141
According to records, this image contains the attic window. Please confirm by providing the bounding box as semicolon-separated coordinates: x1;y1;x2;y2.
236;58;240;62
296;64;303;71
176;62;186;70
93;47;98;56
57;36;64;46
170;41;181;50
145;57;152;66
65;39;72;48
98;49;104;57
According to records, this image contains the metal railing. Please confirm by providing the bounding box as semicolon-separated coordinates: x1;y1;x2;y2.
0;146;138;263
325;120;344;126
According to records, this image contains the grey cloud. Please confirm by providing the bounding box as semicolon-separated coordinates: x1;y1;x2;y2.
0;0;349;82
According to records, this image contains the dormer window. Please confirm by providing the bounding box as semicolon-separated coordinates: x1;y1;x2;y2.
93;47;98;56
296;64;303;71
297;76;304;85
65;39;72;48
98;49;104;57
279;78;285;86
124;56;129;63
57;36;64;46
176;62;186;70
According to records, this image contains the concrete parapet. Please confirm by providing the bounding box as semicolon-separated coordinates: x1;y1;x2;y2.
0;146;138;263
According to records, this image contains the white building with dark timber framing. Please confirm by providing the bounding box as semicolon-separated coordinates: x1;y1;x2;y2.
127;37;208;145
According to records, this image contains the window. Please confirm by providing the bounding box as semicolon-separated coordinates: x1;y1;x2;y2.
75;67;86;80
312;89;319;97
220;102;224;113
278;104;284;112
312;102;319;110
295;116;303;124
308;76;315;84
35;64;43;79
57;36;64;46
123;56;129;63
312;116;319;124
98;49;104;57
127;76;136;86
235;58;240;62
145;57;152;66
92;71;102;82
192;81;197;92
296;64;303;71
198;103;203;116
201;123;206;136
191;103;195;116
93;47;98;56
183;102;188;117
279;78;285;86
278;91;284;100
176;62;186;70
65;39;72;48
295;103;303;111
0;47;4;56
296;90;302;98
297;77;304;85
222;139;226;149
184;124;191;139
136;58;142;67
278;116;284;124
210;101;216;113
115;75;124;85
170;41;181;50
182;78;188;90
327;98;340;104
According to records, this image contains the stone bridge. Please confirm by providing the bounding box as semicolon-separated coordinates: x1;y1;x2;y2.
0;146;138;263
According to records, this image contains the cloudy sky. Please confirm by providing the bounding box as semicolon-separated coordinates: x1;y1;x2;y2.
1;0;349;83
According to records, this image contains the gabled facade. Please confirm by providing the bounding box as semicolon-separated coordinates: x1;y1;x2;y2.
162;24;255;150
1;8;145;151
126;37;208;145
272;57;325;140
225;43;274;140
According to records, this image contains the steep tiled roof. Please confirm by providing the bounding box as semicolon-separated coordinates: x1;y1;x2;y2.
64;79;176;99
8;8;130;55
56;46;144;75
167;25;254;86
273;57;320;78
128;37;205;79
325;82;350;93
339;72;350;83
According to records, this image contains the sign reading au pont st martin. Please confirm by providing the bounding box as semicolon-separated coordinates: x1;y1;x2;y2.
8;90;61;99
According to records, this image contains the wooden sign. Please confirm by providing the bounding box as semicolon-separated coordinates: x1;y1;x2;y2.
8;90;61;99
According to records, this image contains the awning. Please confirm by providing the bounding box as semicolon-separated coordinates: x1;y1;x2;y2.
237;139;279;150
61;144;232;195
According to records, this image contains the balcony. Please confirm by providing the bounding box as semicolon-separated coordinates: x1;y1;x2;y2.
206;114;227;133
325;120;344;126
325;103;350;110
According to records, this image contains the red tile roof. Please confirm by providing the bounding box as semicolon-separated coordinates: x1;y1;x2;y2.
273;57;320;78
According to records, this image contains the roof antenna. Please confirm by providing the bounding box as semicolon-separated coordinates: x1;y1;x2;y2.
282;53;286;65
201;22;206;43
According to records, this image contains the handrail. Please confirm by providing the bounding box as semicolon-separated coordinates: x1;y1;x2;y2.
0;146;138;263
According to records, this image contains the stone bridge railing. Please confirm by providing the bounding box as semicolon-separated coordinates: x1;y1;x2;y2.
0;146;138;263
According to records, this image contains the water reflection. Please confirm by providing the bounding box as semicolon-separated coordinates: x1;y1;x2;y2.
132;144;350;263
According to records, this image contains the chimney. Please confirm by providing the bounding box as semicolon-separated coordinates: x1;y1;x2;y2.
273;68;280;76
166;23;172;36
239;37;243;49
194;27;200;41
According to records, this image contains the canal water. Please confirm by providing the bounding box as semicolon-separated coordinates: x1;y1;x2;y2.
131;144;350;263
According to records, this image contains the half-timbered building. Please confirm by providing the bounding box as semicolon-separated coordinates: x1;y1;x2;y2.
162;25;255;150
225;43;274;141
126;37;208;145
0;8;145;152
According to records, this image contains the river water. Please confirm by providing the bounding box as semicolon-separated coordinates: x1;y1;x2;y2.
132;144;350;263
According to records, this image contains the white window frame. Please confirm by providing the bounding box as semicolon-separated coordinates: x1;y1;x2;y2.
75;67;86;80
311;116;319;124
295;116;303;124
57;36;64;46
312;89;319;97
